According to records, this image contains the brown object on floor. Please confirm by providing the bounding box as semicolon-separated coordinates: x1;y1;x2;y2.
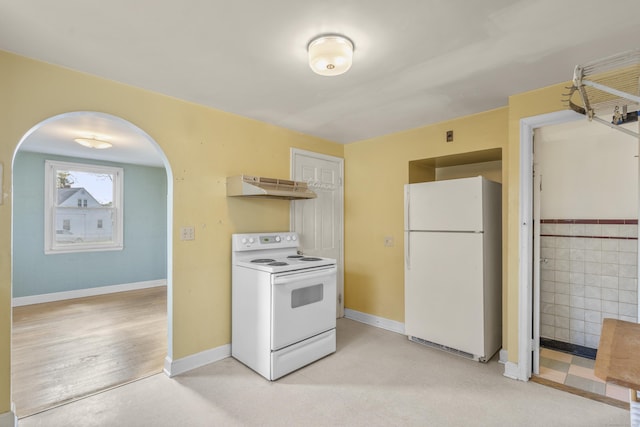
595;318;640;390
11;286;167;418
595;317;640;411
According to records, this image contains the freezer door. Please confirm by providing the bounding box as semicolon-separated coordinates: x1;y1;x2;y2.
405;177;484;232
404;231;486;357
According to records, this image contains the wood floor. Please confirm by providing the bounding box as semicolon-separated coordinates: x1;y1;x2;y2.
11;286;167;418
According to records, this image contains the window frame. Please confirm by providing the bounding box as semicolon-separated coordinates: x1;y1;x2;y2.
44;160;124;254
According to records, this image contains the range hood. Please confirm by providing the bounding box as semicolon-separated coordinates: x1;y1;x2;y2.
226;175;316;200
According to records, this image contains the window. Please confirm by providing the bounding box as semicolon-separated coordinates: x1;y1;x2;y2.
45;160;124;254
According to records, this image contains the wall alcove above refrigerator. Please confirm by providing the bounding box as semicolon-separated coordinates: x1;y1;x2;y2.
408;148;502;184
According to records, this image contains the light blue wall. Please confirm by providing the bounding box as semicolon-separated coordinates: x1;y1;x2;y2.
13;151;167;297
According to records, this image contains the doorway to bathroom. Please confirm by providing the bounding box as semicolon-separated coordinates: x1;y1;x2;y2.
532;118;637;403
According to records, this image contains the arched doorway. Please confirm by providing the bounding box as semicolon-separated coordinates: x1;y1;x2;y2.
10;111;173;417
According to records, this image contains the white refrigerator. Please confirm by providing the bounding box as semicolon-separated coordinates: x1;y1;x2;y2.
404;176;502;362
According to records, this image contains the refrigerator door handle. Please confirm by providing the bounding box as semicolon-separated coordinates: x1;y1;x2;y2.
405;186;410;270
406;232;411;270
405;186;410;231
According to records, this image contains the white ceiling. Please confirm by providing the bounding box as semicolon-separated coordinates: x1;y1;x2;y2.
2;0;640;165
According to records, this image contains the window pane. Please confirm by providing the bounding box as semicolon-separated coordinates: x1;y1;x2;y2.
55;169;115;245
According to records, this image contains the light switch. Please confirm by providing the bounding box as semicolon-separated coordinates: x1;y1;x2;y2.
181;226;195;241
384;236;394;247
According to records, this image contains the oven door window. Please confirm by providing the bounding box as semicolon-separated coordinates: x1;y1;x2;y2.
271;268;336;350
291;283;323;308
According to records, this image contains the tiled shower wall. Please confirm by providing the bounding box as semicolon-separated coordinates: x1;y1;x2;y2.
540;219;638;349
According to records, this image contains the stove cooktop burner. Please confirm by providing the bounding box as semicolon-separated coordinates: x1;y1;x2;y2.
300;257;322;261
251;258;276;263
287;255;303;259
268;262;289;266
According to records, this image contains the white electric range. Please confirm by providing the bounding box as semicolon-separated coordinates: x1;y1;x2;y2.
231;232;337;380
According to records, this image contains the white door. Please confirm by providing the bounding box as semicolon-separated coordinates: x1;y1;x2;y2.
290;148;344;317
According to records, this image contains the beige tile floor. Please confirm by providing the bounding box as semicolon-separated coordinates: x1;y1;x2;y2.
18;319;629;427
538;347;629;402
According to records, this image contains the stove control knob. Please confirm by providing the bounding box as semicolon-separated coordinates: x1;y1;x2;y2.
249;237;255;244
292;235;297;241
286;235;291;241
275;236;281;242
241;238;247;244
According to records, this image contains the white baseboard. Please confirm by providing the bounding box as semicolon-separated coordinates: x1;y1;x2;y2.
0;410;17;427
503;361;527;381
344;308;405;334
498;348;508;364
164;344;231;377
12;279;167;307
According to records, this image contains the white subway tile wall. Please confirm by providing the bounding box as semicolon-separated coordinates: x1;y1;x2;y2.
540;221;638;349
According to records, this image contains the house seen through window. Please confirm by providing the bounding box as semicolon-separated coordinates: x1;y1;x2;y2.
45;160;124;254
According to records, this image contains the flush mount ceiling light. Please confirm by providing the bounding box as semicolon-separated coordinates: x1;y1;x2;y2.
307;34;354;76
74;137;112;149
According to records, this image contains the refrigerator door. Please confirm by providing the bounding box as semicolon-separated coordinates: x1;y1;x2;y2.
405;231;485;357
405;177;483;232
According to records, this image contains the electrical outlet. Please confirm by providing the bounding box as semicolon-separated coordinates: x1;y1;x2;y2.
384;236;394;247
181;226;195;241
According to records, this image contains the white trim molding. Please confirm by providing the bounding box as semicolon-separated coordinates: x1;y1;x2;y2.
12;279;167;307
344;309;405;334
164;344;231;377
0;410;17;427
512;110;583;382
498;348;508;364
503;362;523;381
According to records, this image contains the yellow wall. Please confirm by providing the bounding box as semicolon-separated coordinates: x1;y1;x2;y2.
343;108;508;322
0;48;579;414
0;51;343;413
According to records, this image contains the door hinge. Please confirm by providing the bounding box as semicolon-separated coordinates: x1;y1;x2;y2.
530;339;537;352
338;293;342;304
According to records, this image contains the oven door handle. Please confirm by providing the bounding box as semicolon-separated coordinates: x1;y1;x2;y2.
272;267;336;285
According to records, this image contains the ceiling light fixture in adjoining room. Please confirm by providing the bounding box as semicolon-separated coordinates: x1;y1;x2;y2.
307;34;354;76
74;137;112;149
